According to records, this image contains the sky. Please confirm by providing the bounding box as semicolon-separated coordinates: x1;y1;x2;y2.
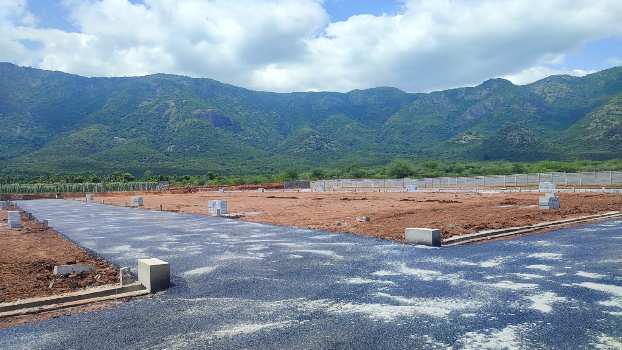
1;0;622;93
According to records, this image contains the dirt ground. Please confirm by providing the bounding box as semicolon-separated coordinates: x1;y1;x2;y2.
0;209;119;304
97;191;622;242
0;300;123;329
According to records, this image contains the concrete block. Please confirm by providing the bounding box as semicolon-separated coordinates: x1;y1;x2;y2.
41;219;49;229
85;193;94;202
218;188;225;193
539;181;556;193
54;264;96;276
131;196;144;207
356;216;370;222
257;188;265;192
406;184;418;192
405;228;442;246
138;258;170;292
208;200;228;216
539;193;560;210
0;201;7;210
7;211;21;229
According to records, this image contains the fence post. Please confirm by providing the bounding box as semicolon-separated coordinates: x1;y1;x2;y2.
565;172;568;186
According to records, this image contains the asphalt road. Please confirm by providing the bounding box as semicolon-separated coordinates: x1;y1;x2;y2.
1;199;621;349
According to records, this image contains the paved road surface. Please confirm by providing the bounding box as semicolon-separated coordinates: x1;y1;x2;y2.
1;199;622;349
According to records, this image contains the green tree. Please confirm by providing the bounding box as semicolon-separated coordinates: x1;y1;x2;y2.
386;160;414;178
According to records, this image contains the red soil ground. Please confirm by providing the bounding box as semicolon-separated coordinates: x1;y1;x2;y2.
98;191;622;242
0;207;122;328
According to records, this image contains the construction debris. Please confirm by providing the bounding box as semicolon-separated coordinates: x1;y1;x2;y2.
53;264;96;276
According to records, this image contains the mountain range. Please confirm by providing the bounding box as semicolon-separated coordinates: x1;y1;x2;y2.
1;62;621;176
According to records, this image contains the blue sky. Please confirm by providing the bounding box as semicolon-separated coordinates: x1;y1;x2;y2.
2;0;622;92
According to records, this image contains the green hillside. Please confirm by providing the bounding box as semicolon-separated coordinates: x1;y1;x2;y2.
1;62;621;176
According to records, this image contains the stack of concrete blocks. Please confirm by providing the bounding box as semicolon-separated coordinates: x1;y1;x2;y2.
539;181;556;192
85;193;94;203
538;181;560;210
405;228;441;247
7;211;21;229
138;258;170;292
131;196;144;208
208;200;228;217
539;193;560;210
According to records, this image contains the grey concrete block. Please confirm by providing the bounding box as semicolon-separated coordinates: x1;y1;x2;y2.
257;188;265;192
539;181;556;193
7;211;21;229
0;201;8;210
85;193;94;202
539;193;560;209
54;264;96;276
208;200;228;216
405;228;442;246
131;196;144;207
406;184;418;192
138;258;170;293
356;216;370;222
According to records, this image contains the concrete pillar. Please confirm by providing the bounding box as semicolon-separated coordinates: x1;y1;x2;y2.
7;211;21;229
138;258;170;292
405;228;441;247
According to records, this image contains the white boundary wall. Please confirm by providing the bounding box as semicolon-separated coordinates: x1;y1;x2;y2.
311;171;622;192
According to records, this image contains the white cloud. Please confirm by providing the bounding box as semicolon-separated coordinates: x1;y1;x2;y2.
1;0;622;92
503;66;594;85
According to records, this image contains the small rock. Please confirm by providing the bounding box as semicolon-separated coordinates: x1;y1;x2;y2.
356;216;370;222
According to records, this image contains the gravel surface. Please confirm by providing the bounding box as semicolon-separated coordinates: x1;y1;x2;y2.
1;199;621;349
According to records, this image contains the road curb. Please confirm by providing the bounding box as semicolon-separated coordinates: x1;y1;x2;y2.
0;283;148;318
443;211;622;246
